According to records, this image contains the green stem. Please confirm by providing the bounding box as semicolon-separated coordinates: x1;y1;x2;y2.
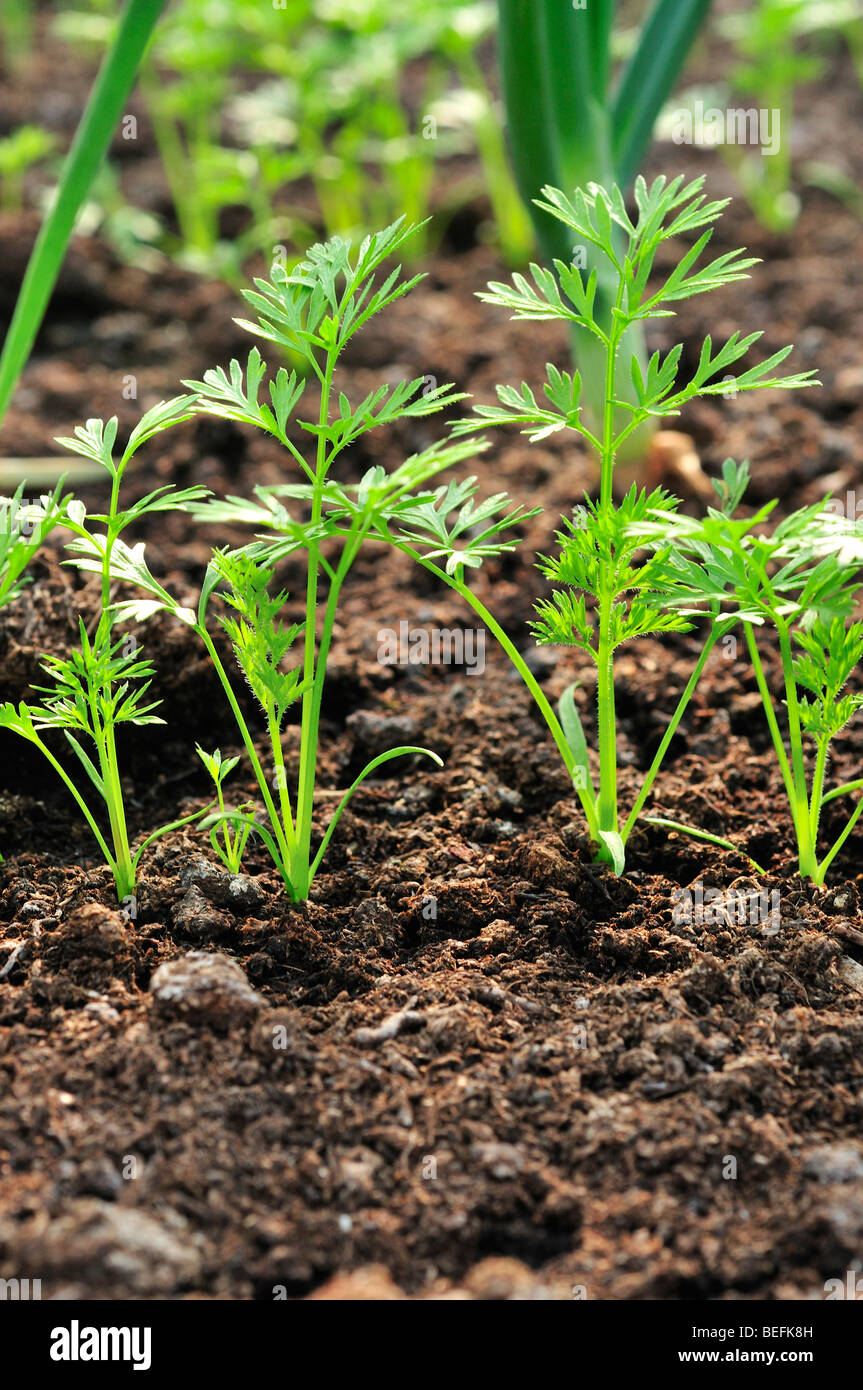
622;624;721;844
294;349;335;880
744;624;795;801
34;736;119;887
776;617;817;878
643;815;766;874
268;704;295;836
101;723;135;896
443;568;599;838
95;482;135;895
80;635;134;895
822;778;863;806
197;626;293;871
290;525;365;896
216;780;232;863
596;592;617;835
816;792;863;885
809;735;829;848
600;282;626;510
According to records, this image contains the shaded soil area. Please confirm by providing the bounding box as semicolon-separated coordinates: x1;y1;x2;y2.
2;17;863;1301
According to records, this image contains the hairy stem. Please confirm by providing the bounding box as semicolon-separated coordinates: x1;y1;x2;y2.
294;348;335;877
290;525;365;896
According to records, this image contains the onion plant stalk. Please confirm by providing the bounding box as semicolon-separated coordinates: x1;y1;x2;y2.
496;0;711;462
0;0;166;437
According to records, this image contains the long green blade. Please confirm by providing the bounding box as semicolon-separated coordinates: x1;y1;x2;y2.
613;0;713;188
497;0;614;265
0;0;166;431
310;746;443;883
496;0;568;263
559;681;598;811
643;815;765;874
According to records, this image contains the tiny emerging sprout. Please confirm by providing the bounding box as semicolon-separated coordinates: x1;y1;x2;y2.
196;746;254;875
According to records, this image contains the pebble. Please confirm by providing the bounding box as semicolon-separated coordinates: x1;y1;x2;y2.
172;885;231;939
346;710;419;754
803;1144;863;1184
149;951;262;1028
1;1199;201;1296
178;857;265;913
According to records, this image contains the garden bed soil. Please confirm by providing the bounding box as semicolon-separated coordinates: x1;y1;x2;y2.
2;26;863;1301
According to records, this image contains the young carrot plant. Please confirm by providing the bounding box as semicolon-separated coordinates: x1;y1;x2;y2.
454;177;817;871
97;219;533;899
196;745;254;874
641;493;863;883
0;479;69;611
0;399;208;902
0;126;57;216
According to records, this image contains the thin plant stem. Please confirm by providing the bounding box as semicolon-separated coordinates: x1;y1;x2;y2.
744;625;795;801
34;737;118;886
776;617;817;877
817;792;863;884
596;585;617;834
294;350;335;860
809;735;829;848
197;626;293;868
383;541;599;838
622;625;721;844
290;525;365;895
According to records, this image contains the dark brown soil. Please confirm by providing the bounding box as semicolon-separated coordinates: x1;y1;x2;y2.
2;12;863;1303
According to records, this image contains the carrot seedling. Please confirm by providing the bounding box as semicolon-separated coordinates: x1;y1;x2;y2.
100;219;532;899
644;490;863;882
196;745;255;874
455;177;817;871
0;479;70;610
0;399;208;902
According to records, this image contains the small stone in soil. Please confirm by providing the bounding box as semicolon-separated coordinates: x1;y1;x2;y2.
346;709;419;754
177;857;265;913
149;951;262;1028
172;884;231;939
803;1144;863;1184
0;1198;202;1296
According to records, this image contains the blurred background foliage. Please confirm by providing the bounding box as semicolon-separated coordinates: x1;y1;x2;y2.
2;0;863;287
